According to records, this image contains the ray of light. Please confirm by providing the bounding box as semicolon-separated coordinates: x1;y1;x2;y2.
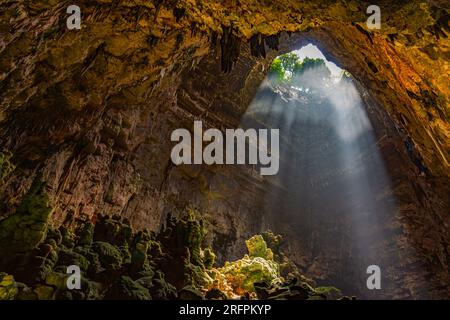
237;44;422;298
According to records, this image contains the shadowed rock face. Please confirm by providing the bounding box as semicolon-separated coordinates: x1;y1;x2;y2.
0;1;449;299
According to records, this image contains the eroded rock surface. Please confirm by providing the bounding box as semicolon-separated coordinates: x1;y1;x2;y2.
0;0;449;299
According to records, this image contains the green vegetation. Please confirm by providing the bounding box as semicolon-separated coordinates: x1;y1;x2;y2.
315;286;343;300
92;241;123;271
0;177;53;255
0;151;15;184
0;188;348;300
0;273;17;300
207;235;282;297
269;52;331;83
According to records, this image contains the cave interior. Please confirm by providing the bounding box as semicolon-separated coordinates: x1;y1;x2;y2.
0;0;449;300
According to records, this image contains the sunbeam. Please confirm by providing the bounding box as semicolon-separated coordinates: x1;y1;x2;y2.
239;44;412;298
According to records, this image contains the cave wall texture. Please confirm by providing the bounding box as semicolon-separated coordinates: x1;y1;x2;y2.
0;0;449;299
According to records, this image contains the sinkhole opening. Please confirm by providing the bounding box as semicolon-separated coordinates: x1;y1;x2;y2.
241;44;402;297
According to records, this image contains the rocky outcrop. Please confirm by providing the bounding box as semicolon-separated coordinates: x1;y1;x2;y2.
0;203;337;300
0;0;449;299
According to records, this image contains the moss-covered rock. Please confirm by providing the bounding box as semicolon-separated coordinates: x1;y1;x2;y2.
34;284;55;300
136;276;154;289
94;215;132;246
57;248;90;272
246;235;274;260
80;277;103;300
156;210;210;290
149;271;177;300
52;275;102;300
206;235;281;297
46;228;62;246
104;276;151;300
183;258;213;288
0;204;345;301
205;288;227;300
92;241;123;270
0;272;17;300
15;282;37;300
45;271;68;291
4;242;59;285
0;178;53;255
0;150;15;184
218;255;281;293
178;285;204;300
26;254;55;284
202;248;216;269
176;210;206;267
38;242;58;264
77;222;94;247
73;246;102;275
314;286;343;300
130;239;148;271
60;227;76;248
261;231;283;259
119;242;131;265
254;275;317;300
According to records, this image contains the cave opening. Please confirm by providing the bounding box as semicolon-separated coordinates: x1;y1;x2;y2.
240;43;407;298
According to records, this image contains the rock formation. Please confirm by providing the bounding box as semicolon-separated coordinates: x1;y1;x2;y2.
0;0;449;299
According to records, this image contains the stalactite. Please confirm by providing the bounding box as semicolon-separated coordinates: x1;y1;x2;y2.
353;23;373;45
249;34;266;58
264;34;279;51
173;7;186;22
220;26;241;73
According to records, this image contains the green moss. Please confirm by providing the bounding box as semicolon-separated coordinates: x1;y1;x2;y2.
28;248;58;283
184;257;213;288
105;276;151;300
72;246;101;275
202;248;216;269
120;241;131;265
0;199;345;301
46;228;62;245
45;271;67;289
15;282;37;300
77;222;94;247
131;240;148;271
315;286;342;299
245;235;274;260
92;241;123;271
176;209;207;266
149;271;177;300
178;285;204;300
80;277;102;300
94;215;132;246
0;272;17;300
217;255;281;293
261;231;282;257
135;276;153;289
57;248;90;272
148;238;163;257
0;178;53;255
34;284;55;300
307;294;327;300
60;227;76;248
0;150;15;184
